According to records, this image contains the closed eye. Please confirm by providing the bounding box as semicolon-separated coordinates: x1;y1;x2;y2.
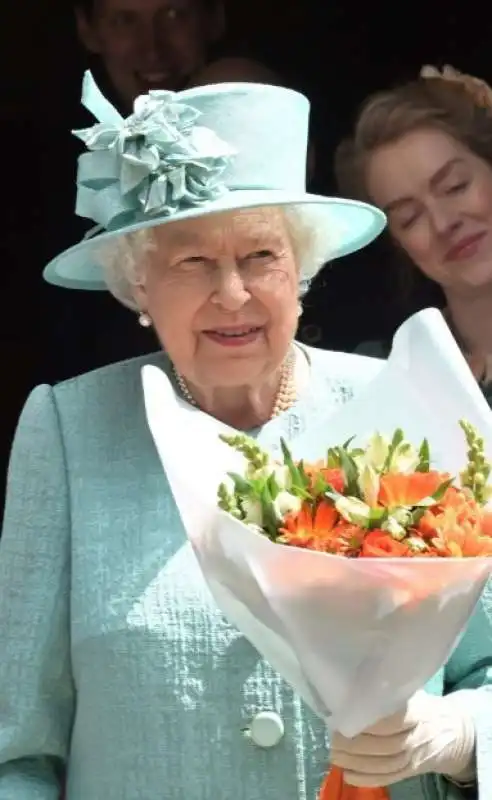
181;255;208;264
447;181;469;194
399;212;421;231
244;250;276;261
174;255;210;272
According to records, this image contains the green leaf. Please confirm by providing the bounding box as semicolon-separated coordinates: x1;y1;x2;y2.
431;477;454;502
327;447;341;468
368;506;388;525
289;485;313;501
266;472;281;500
383;428;405;471
227;472;254;496
297;460;311;489
259;481;279;539
339;448;361;497
280;438;304;489
411;507;426;525
312;473;329;496
392;429;405;448
416;439;430;472
350;448;365;458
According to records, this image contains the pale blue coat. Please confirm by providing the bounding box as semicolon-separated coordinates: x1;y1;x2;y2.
0;345;491;799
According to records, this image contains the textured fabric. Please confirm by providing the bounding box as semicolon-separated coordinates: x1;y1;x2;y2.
0;345;491;800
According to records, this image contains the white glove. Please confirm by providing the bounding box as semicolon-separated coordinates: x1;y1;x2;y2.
331;690;476;788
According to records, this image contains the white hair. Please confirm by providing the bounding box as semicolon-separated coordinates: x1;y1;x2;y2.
98;205;333;311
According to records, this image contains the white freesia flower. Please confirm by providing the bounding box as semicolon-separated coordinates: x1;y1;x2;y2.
355;433;420;475
242;497;264;527
273;491;302;521
335;495;372;525
358;464;380;507
388;442;420;473
247;462;292;490
363;432;390;472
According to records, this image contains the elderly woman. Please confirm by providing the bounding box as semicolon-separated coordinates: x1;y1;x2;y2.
335;65;492;404
0;75;491;800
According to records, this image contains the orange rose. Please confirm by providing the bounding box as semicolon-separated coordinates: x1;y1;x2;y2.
303;464;345;494
320;468;345;493
361;530;410;558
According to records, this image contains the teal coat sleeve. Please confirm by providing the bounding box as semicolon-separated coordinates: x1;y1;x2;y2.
444;579;492;794
0;385;74;797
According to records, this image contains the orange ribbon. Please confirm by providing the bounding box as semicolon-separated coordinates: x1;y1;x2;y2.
319;766;389;800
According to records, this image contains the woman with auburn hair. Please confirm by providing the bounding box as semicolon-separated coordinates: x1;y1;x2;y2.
335;65;492;400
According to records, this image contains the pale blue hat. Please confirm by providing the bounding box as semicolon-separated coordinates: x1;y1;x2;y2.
43;72;386;291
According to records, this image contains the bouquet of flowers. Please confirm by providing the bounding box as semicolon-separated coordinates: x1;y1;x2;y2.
142;309;492;800
217;420;492;560
216;421;492;798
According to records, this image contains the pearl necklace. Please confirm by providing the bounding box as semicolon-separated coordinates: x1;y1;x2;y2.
172;348;297;420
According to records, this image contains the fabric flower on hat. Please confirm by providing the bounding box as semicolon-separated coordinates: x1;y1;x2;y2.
420;64;492;110
73;73;237;231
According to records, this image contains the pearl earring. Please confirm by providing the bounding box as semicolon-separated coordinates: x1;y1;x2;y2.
138;311;152;328
297;302;303;318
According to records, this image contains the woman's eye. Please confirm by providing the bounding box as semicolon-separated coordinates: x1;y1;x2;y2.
245;250;275;261
447;181;469;194
398;213;420;231
175;256;208;272
182;256;207;264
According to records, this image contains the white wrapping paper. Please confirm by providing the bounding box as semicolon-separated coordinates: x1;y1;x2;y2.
142;309;492;737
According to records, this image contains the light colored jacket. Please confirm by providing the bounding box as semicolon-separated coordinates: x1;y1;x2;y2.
1;345;491;799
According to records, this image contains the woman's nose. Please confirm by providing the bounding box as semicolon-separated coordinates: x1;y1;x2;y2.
429;204;462;237
212;265;251;311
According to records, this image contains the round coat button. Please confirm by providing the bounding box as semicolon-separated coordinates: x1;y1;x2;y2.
249;711;285;748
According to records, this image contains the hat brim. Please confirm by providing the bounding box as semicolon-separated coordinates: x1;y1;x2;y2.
43;190;386;291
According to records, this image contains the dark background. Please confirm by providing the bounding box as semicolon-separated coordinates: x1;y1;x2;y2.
0;0;490;510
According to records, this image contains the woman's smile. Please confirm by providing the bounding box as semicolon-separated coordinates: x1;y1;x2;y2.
201;325;264;347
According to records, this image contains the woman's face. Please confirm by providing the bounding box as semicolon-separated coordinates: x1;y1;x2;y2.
366;127;492;295
133;207;300;388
